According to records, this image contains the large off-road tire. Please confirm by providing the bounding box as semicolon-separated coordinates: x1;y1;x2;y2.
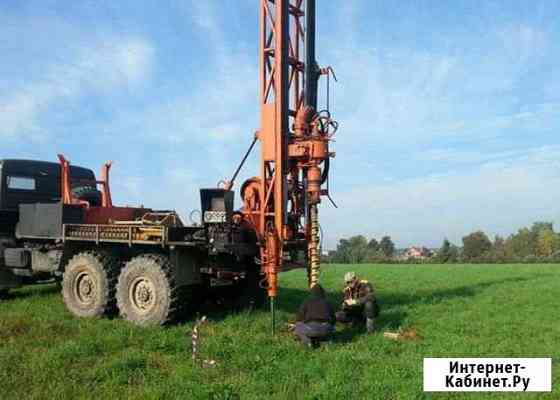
62;251;119;318
116;254;178;327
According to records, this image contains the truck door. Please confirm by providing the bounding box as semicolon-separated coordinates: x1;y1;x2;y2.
4;175;45;209
2;163;61;210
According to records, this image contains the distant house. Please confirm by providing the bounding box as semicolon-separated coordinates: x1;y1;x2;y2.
403;246;433;260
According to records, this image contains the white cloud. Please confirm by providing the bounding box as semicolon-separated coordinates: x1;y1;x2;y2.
499;24;548;63
321;146;560;249
0;36;154;139
321;5;555;149
314;11;560;249
0;92;41;139
323;45;463;147
209;122;244;141
105;38;155;85
111;166;201;224
422;148;523;165
103;2;258;151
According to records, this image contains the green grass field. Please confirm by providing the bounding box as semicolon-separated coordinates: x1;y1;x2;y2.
0;264;558;399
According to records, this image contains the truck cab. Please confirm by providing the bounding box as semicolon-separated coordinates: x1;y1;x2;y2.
0;159;97;208
0;159;98;293
0;159;97;234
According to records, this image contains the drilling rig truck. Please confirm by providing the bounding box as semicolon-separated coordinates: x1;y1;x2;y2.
0;0;338;330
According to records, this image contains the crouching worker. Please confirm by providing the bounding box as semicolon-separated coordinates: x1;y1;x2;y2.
294;284;335;348
335;272;380;333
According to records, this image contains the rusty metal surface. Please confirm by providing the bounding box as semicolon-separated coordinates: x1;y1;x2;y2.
58;153;113;208
63;223;166;245
244;0;338;302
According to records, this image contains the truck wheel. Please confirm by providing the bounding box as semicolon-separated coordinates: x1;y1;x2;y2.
62;251;119;318
116;254;177;326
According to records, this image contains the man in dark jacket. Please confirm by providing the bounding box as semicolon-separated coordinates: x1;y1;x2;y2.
335;271;380;333
294;284;335;347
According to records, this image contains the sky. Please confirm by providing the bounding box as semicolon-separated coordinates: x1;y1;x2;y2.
1;0;560;250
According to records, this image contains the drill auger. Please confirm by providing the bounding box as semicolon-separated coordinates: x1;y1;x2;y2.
308;204;321;288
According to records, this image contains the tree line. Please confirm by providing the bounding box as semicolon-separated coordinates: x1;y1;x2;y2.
326;221;560;264
326;235;396;263
449;221;560;263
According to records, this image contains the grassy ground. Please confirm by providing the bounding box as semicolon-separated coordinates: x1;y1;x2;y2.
0;264;558;399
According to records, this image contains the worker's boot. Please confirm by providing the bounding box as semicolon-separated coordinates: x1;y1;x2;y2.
366;318;375;333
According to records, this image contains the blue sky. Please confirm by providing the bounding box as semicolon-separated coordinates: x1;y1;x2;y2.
1;1;560;249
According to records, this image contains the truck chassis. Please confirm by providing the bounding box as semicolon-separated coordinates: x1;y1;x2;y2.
0;160;264;326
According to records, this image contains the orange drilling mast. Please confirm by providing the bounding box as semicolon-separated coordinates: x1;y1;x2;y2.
227;0;338;331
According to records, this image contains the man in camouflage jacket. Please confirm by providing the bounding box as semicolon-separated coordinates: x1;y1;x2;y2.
335;271;380;333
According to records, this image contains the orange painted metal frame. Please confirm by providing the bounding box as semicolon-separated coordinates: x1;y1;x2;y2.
58;154;113;208
248;0;334;298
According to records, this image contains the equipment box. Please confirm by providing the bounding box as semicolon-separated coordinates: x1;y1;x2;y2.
16;202;84;239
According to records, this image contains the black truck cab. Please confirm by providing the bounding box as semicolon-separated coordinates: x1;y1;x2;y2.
0;159;96;210
0;159;96;236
